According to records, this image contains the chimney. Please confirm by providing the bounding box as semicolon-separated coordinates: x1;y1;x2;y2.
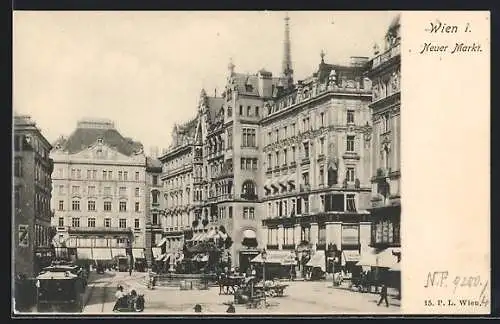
257;69;273;98
214;88;217;97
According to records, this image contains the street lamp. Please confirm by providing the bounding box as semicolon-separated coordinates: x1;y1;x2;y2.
261;249;267;308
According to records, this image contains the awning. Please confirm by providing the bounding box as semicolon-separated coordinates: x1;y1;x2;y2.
77;248;93;260
92;248;112;260
242;229;257;239
356;248;398;268
306;250;326;272
156;254;166;261
132;248;145;259
111;248;126;258
152;247;162;258
342;250;361;264
157;237;167;247
191;232;207;242
251;250;296;265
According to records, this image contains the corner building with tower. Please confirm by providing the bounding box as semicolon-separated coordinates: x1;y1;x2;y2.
156;14;381;275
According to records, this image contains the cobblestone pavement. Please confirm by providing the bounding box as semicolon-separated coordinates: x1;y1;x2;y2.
83;272;401;315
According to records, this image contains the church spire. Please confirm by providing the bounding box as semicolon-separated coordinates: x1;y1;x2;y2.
281;12;293;88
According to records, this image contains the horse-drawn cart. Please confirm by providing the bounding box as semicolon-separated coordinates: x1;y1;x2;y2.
254;280;288;297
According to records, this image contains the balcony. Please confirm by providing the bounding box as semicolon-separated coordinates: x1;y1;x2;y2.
266;244;279;250
282;244;295;250
299;184;311;192
266;167;272;175
301;158;310;166
342;151;360;160
372;42;401;69
290;161;297;168
317;154;325;162
280;164;288;171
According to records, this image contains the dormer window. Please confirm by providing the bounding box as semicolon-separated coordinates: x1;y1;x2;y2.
97;138;103;144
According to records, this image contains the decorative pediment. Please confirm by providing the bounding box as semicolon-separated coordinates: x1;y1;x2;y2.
70;142;132;161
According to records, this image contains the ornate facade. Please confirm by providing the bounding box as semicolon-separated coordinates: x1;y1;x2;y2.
365;15;401;252
157;15;380;273
50;119;149;262
260;54;373;271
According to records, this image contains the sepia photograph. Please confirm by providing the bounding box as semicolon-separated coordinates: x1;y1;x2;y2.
13;10;403;315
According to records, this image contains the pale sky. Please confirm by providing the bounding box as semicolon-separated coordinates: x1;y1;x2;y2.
13;11;397;154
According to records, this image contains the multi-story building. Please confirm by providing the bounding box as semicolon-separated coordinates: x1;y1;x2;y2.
13;115;54;276
365;16;401;263
156;14;376;274
156;121;200;268
144;154;162;266
50;119;148;263
259;56;373;273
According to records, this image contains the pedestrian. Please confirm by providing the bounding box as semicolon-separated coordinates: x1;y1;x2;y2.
129;266;133;276
113;286;125;311
377;283;389;307
226;303;235;313
194;304;202;313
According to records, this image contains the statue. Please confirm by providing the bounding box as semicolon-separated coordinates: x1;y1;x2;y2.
391;71;400;92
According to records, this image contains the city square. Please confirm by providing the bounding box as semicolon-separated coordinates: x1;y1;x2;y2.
81;271;400;314
13;11;401;315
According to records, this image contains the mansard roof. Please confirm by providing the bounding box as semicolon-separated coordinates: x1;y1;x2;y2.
56;119;143;156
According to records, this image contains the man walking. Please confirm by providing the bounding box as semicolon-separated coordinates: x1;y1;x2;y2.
377;283;389;307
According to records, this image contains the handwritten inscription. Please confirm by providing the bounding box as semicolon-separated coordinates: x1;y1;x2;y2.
419;21;483;55
423;271;489;308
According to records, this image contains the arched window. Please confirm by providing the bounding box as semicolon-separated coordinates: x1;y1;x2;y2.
241;180;257;200
327;167;338;186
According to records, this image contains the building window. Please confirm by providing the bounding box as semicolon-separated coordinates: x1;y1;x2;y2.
320;138;325;155
71;217;80;227
283;149;287;165
58;200;64;211
303;142;309;158
320;112;325;127
346;136;355;152
123;171;128;181
267;154;272;168
134;218;140;229
119;219;127;228
239;105;243;116
104;201;112;211
268;228;278;246
346;167;355;182
118;171;122;181
119;201;127;212
152;191;159;204
58;217;64;227
152;175;158;186
119;187;127;196
322;194;345;212
135;172;140;181
104;218;111;227
247;106;251;116
346;194;357;212
242;128;256;147
284;227;294;245
71;186;80;195
255;106;259;116
87;200;96;211
135;188;140;197
296;197;302;215
58;185;65;195
152;213;158;225
103;170;108;180
135;202;140;212
227;128;233;149
319;166;324;185
347;110;355;124
228;206;233;219
14;158;22;177
242;207;255;220
241;180;257;200
88;218;96;227
383;113;391;132
72;200;80;211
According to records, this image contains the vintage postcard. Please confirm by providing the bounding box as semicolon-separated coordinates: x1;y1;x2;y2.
12;10;490;316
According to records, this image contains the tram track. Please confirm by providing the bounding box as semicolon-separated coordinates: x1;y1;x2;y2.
100;281;114;313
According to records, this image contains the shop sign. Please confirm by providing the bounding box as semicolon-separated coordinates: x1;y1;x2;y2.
18;225;29;247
